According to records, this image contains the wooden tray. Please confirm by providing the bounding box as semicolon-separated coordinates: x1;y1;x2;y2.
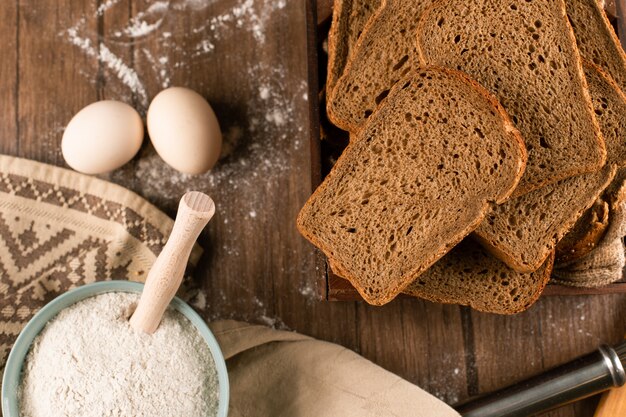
307;1;626;301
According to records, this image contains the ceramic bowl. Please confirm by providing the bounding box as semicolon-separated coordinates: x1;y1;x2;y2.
1;280;229;417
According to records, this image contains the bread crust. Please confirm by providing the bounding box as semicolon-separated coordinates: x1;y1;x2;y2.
567;0;626;93
583;60;626;166
555;199;609;263
331;250;554;314
405;251;555;315
326;0;385;96
326;0;391;132
326;0;349;96
474;60;626;271
554;62;626;264
327;0;428;133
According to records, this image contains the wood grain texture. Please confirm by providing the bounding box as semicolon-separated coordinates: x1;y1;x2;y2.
0;1;624;417
0;2;17;155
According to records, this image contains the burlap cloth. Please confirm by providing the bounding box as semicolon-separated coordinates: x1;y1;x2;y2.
0;155;458;417
553;170;626;287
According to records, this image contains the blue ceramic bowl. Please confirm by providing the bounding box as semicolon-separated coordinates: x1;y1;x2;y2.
1;281;229;417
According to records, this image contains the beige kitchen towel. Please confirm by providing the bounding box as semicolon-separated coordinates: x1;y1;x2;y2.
211;320;460;417
0;154;458;417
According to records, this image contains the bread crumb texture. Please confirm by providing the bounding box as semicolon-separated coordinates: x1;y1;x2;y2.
299;68;526;305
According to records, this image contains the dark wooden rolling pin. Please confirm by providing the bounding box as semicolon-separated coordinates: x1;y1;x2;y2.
455;341;626;417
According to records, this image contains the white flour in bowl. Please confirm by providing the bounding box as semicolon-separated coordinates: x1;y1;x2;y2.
18;292;219;417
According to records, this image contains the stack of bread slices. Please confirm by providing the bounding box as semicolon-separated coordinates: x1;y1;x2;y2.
297;0;626;313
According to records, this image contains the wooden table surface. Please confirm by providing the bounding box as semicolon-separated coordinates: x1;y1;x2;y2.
1;1;625;416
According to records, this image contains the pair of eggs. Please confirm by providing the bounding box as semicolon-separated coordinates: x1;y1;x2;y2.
61;87;222;175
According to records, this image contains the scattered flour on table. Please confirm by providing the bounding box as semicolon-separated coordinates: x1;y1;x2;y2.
62;0;310;327
121;2;169;38
299;282;316;298
19;293;219;417
132;60;306;220
65;27;149;107
63;0;290;109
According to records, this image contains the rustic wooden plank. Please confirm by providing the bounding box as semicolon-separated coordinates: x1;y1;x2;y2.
17;0;99;164
316;0;333;24
123;0;285;332
537;295;626;416
269;1;358;346
102;0;359;349
357;300;469;405
0;2;18;155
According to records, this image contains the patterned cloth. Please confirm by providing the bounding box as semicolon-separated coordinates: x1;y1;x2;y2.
0;154;202;388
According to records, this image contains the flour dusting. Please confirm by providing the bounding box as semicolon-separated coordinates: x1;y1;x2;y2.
66;27;149;107
96;0;122;16
19;292;219;417
61;0;308;329
114;1;170;38
64;0;290;108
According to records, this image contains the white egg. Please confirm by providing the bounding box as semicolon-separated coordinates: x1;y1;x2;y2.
147;87;222;175
61;101;144;175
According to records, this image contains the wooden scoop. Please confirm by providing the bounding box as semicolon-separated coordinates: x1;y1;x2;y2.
130;191;215;334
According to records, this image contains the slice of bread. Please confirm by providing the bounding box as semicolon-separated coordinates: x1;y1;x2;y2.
474;61;626;272
330;239;554;314
416;0;606;196
555;199;609;263
403;239;554;314
474;165;616;272
566;0;626;92
298;68;527;305
581;61;626;167
327;0;384;95
326;0;436;132
554;62;626;263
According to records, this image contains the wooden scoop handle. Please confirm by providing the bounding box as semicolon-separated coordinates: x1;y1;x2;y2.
130;191;215;334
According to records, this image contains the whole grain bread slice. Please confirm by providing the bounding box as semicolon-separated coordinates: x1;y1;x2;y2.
474;165;616;272
327;0;384;95
566;0;626;93
298;68;527;305
581;61;626;167
326;0;436;132
416;0;606;196
330;239;554;314
403;239;554;314
554;62;626;263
